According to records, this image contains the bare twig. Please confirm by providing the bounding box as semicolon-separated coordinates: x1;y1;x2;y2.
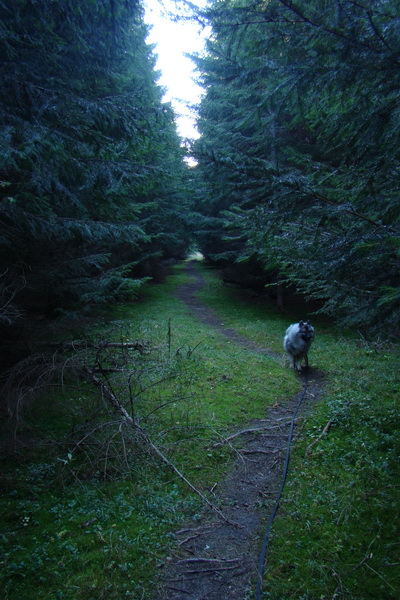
354;553;373;570
305;420;333;456
83;367;134;423
239;448;281;454
213;427;283;446
176;525;216;535
177;557;240;565
165;586;191;595
143;394;194;420
73;420;121;448
178;534;199;547
38;340;149;354
83;366;238;526
184;565;241;575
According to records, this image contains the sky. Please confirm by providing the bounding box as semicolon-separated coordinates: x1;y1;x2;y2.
143;0;210;139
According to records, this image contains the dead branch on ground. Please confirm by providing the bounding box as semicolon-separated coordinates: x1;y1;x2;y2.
83;366;238;526
213;427;286;447
39;340;149;353
305;420;333;456
177;557;240;565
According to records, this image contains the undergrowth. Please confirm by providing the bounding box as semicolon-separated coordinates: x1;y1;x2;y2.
1;260;398;600
0;260;296;600
196;263;400;600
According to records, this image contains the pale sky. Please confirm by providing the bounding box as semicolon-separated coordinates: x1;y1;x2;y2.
143;0;209;139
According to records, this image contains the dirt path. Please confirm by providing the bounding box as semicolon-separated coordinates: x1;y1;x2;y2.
160;262;324;600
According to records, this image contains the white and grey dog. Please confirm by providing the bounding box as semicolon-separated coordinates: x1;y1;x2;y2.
284;320;315;371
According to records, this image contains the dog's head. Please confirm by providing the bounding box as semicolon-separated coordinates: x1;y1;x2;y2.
299;320;315;342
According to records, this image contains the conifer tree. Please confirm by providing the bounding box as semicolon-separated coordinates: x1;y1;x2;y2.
193;0;400;333
0;0;191;340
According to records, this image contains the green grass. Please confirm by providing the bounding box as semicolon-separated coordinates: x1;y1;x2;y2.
262;340;400;600
1;260;399;600
193;263;400;600
0;261;296;600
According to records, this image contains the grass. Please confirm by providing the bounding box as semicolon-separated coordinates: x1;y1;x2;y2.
194;263;400;599
263;340;400;600
1;260;399;600
0;261;296;600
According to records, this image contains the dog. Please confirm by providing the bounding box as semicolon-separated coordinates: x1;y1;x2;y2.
284;320;315;371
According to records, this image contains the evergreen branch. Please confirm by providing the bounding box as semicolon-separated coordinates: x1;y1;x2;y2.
289;183;395;231
366;10;392;51
276;0;390;55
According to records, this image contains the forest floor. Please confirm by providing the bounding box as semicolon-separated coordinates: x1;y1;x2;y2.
160;261;325;600
3;261;398;600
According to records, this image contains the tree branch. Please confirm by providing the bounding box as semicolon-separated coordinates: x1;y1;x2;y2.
305;420;333;456
288;182;396;231
83;366;238;526
277;0;384;54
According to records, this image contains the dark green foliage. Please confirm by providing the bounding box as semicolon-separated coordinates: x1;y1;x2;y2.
0;0;192;343
192;0;400;334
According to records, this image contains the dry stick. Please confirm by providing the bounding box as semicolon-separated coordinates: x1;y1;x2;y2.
260;419;301;426
185;565;240;575
166;586;191;595
239;448;282;454
177;557;240;565
167;318;172;359
178;535;197;550
143;394;194;420
176;525;215;535
141;430;236;524
99;342;147;349
214;427;284;446
83;366;237;526
354;553;373;570
305;420;333;456
42;340;148;352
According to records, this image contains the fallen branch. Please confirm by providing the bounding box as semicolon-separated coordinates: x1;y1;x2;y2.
184;565;240;575
83;366;237;526
213;427;283;447
305;420;333;456
177;557;240;565
41;340;149;353
83;367;134;423
353;553;373;570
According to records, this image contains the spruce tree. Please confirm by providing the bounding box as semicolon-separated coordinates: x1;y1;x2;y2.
192;0;400;333
0;0;192;340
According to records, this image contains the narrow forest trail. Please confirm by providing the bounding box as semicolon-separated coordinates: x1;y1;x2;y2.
160;261;325;600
